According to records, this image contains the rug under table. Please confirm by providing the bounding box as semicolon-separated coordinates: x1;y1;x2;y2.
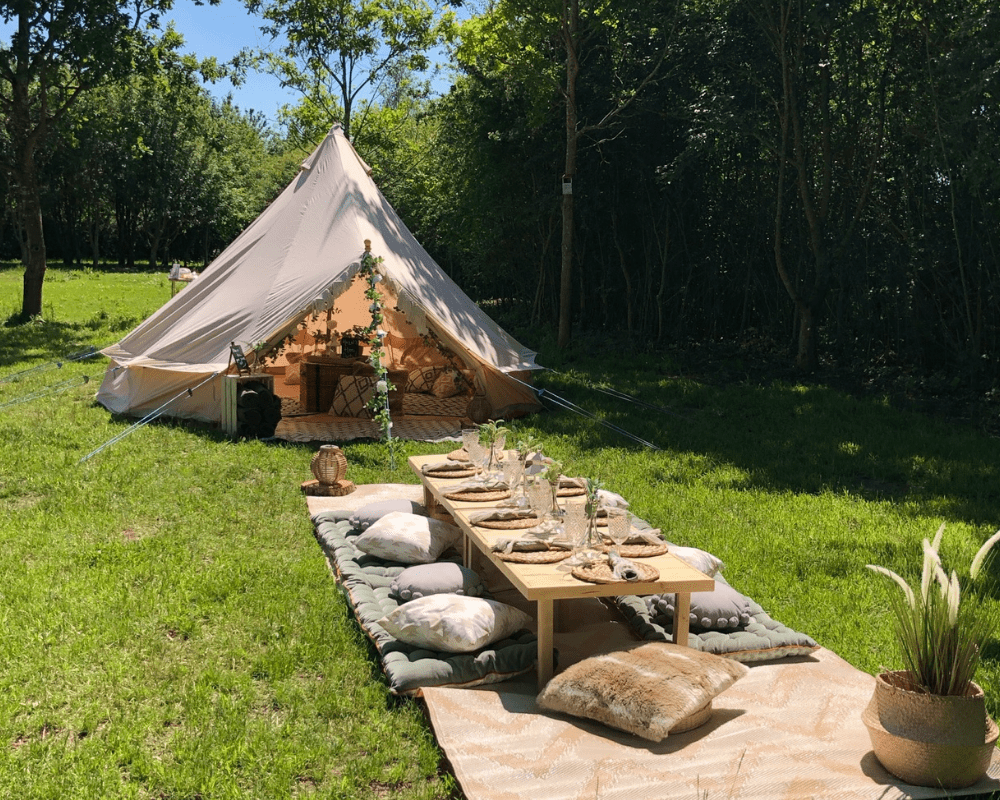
302;488;1000;800
422;646;1000;800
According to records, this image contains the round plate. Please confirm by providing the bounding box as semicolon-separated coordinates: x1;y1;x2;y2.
497;549;573;563
424;467;479;479
571;561;659;584
443;488;512;503
599;542;670;558
473;515;540;530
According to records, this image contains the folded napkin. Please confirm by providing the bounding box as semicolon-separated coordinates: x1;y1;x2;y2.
621;528;664;546
492;534;573;555
451;478;509;493
422;460;473;474
596;488;630;509
468;508;536;524
609;549;642;581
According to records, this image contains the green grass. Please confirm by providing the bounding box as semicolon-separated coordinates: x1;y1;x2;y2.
3;264;1000;798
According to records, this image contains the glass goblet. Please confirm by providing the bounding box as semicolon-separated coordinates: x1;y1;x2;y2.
563;504;589;550
503;458;523;499
528;479;553;526
606;509;633;550
467;440;487;478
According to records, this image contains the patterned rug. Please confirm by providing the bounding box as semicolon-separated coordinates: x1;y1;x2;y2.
275;413;462;443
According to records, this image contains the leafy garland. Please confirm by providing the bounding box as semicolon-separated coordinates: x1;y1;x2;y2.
359;243;394;451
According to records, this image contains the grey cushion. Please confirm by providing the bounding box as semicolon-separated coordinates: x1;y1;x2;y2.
611;574;819;663
390;562;485;601
349;499;426;531
647;581;752;631
312;510;537;695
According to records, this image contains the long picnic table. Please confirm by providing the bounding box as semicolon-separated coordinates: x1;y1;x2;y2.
408;453;715;688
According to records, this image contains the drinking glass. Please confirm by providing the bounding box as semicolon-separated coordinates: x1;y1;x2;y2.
606;510;633;549
503;458;523;497
461;428;479;454
528;479;552;523
467;440;487;477
563;504;589;549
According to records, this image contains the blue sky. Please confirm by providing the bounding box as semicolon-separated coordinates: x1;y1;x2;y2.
162;0;297;125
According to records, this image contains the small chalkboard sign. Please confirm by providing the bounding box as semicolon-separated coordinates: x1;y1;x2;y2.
340;336;361;359
230;342;251;375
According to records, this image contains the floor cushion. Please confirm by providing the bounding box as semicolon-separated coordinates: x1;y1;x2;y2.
611;574;820;663
312;511;537;695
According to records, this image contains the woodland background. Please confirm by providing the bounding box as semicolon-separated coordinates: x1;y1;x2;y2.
2;0;998;409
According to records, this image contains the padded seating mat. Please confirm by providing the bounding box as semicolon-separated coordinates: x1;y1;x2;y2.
312;510;537;696
611;574;821;662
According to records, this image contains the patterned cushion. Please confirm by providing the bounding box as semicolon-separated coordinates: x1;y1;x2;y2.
378;595;532;653
536;642;748;742
353;511;461;564
331;375;375;417
406;366;442;394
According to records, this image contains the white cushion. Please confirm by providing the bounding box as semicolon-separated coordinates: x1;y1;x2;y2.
378;595;532;653
353;511;461;564
668;544;724;577
536;642;748;741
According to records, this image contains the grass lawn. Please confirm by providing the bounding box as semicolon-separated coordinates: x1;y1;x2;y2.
2;264;1000;798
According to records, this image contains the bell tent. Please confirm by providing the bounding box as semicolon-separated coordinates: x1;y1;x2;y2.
97;124;541;428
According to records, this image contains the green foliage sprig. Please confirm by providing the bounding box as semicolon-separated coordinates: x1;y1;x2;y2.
358;245;394;443
867;525;1000;696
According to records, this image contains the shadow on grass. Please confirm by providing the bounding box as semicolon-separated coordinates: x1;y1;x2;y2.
530;352;1000;529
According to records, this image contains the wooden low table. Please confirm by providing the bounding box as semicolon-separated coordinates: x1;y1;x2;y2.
409;454;715;688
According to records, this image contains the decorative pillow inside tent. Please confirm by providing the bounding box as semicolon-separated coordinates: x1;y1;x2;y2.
431;370;465;399
536;642;748;742
349;499;427;531
378;594;532;653
330;375;375;417
353;511;461;564
648;581;753;631
390;562;486;602
406;366;442;394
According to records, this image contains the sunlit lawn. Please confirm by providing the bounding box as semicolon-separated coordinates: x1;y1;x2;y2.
2;263;1000;798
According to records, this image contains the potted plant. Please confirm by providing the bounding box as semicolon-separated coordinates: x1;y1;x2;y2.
864;524;1000;788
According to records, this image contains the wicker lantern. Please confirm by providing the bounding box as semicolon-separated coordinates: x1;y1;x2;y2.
302;445;356;496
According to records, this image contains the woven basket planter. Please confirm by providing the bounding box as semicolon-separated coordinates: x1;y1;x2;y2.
862;670;998;788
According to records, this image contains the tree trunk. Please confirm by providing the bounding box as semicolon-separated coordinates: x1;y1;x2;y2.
557;0;580;350
19;171;46;319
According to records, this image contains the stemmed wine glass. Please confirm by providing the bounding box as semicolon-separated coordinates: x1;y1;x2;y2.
527;477;553;528
605;509;633;551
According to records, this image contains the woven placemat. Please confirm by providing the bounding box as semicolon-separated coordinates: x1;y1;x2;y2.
599;542;670;558
496;549;573;564
443;488;511;503
571;561;659;583
447;448;470;462
424;467;479;479
473;515;539;530
557;486;587;498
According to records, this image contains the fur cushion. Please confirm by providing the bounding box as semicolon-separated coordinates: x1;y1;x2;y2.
431;370;465;398
536;642;748;742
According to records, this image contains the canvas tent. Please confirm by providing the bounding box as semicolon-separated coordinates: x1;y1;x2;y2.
97;124;541;425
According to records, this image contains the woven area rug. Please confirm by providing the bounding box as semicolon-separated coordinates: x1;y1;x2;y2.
276;413;462;443
423;644;1000;800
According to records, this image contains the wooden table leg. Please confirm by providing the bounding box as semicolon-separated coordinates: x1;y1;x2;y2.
673;591;691;647
536;598;555;689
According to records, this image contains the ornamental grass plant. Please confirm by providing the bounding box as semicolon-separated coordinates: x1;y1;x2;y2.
868;526;1000;696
